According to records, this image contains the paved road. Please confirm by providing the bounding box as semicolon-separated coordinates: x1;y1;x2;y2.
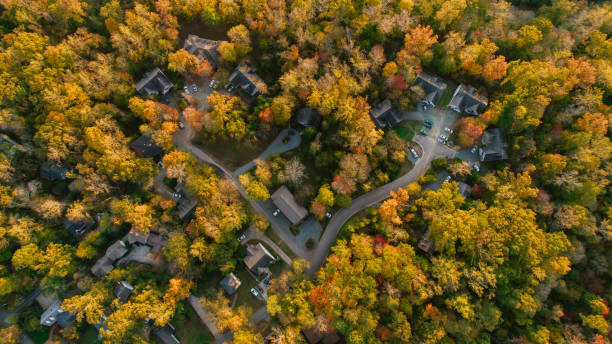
242;229;293;265
307;111;456;276
233;128;301;177
0;288;41;326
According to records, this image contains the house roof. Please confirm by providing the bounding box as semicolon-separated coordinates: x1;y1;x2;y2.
106;240;128;261
411;72;447;107
480;128;508;162
448;84;488;116
417;231;434;255
220;272;242;295
135;68;173;97
91;256;114;277
244;243;275;276
40;162;71;181
271;185;308;225
228;64;265;97
63;218;95;236
370;99;401;129
151;323;180;344
114;281;134;302
184;34;222;67
175;184;197;221
303;326;340;344
94;316;108;341
295;107;320;127
123;227;150;245
131;135;162;158
457;182;472;199
146;230;168;253
40;301;75;328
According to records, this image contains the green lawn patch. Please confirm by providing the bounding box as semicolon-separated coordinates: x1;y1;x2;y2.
393;120;421;141
438;87;454;107
195;134;276;170
78;325;101;344
173;303;214;344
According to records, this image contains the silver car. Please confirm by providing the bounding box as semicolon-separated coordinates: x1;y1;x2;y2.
183;86;189;94
191;84;198;92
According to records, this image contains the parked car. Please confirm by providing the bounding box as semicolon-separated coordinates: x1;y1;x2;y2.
444;127;453;134
272;209;281;216
424;119;433;126
440;134;448;141
437;137;445;144
472;163;481;172
162;96;170;104
183;86;189;94
419;129;429;136
172;192;182;199
191;84;198;92
410;147;419;159
325;212;332;219
250;288;259;297
423;122;432;129
178;121;185;129
237;234;246;242
471;145;478;154
443;175;452;183
209;80;216;89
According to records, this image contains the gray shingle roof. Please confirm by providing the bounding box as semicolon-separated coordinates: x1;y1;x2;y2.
295;107;320;127
131;135;162;158
244;243;275;276
151;323;180;344
40;301;75;328
135;68;173;97
457;182;473;198
411;72;447;107
91;240;128;277
114;281;134;302
271;185;308;225
228;64;265;97
175;184;197;222
220;273;241;295
448;84;488;116
40;162;71;181
183;34;222;68
370;99;401;129
63;217;95;236
479;128;508;162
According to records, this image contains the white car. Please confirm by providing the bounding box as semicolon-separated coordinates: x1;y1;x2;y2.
325;212;332;219
443;175;452;183
237;234;246;242
472;163;481;172
191;84;198;92
444;127;453;134
250;288;259;297
209;80;216;89
272;209;281;216
178;121;185;129
183;86;189;94
437;137;445;144
471;146;478;154
410;147;419;159
172;192;182;199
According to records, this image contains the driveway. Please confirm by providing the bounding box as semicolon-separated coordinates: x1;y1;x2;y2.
307;109;457;276
233;128;301;177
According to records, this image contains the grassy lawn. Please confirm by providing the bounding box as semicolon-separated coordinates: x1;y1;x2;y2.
195;134;276;170
234;268;265;311
438;86;454;107
174;305;214;344
78;325;100;344
393;120;421;141
265;229;297;260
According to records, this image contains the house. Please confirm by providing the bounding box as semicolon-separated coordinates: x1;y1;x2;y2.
294;107;321;128
244;243;275;277
448;84;488;116
175;184;197;222
370;99;401;129
63;217;95;237
40;162;71;182
411;72;447;109
123;227;150;245
457;182;472;199
136;68;173;97
302;325;341;344
228;64;266;97
479;128;508;162
271;185;308;225
114;281;134;302
151;323;180;344
91;240;128;277
40;301;75;328
94;316;108;341
131;135;162;158
417;231;435;255
146;230;168;253
220;272;241;295
183;34;222;68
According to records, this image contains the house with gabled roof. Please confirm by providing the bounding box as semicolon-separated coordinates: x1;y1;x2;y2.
294;107;321;128
114;281;134;302
131;135;162;158
175;184;197;222
448;84;488;116
271;185;308;225
40;301;75;328
302;325;341;344
183;34;222;68
91;240;128;277
417;230;435;255
63;217;95;237
220;272;241;295
370;99;401;129
411;72;447;109
40;162;71;182
151;323;180;344
228;64;266;97
244;243;275;277
136;68;173;97
479;128;508;162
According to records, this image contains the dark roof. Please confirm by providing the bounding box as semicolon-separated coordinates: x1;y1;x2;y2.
303;326;340;344
114;281;134;302
63;218;95;236
220;273;242;295
370;99;401;129
151;323;180;344
271;186;308;225
448;84;488;116
175;184;197;222
106;240;128;261
457;182;472;199
184;34;222;67
123;227;150;245
136;68;173;97
146;230;168;253
417;231;434;255
91;256;114;277
479;128;508;162
94;316;108;341
131;135;163;158
91;240;128;277
411;72;447;107
40;301;75;328
244;243;275;276
228;64;265;97
295;107;321;127
40;162;71;181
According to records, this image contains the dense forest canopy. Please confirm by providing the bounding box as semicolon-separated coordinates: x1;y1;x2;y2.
0;0;610;343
